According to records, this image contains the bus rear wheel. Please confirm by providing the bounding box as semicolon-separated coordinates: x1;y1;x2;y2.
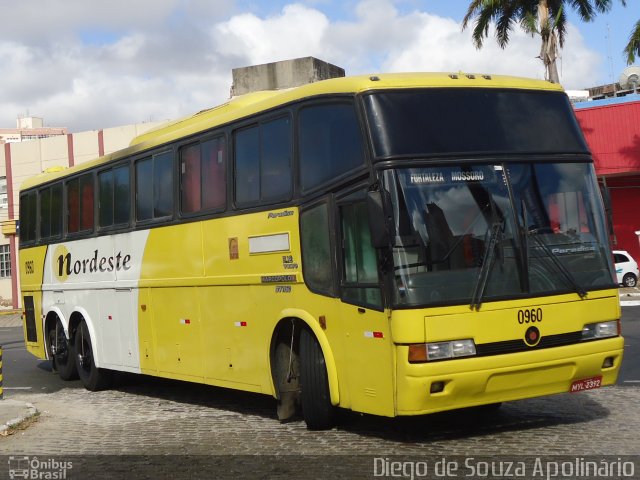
48;320;78;381
299;328;335;430
74;320;112;391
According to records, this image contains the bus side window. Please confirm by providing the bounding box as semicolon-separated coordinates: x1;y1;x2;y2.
136;158;153;221
180;136;226;215
40;187;52;239
340;201;382;308
80;174;94;231
99;165;130;228
67;173;94;235
299;103;365;192
234;126;260;206
39;184;62;240
136;152;173;222
300;202;335;296
153;152;173;218
261;117;291;202
19;191;37;244
67;178;80;233
201;137;226;210
50;183;63;238
234;117;291;207
181;143;201;213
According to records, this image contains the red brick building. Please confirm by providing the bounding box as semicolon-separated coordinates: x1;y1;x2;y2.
574;95;640;261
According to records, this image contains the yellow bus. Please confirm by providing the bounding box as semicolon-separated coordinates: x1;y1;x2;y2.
19;72;624;429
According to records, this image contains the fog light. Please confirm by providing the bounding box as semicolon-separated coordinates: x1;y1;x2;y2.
602;357;614;368
430;381;445;394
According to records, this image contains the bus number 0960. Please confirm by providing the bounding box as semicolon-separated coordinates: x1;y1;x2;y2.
517;308;542;324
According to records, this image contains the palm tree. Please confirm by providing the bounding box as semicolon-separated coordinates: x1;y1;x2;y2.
463;0;625;84
625;19;640;64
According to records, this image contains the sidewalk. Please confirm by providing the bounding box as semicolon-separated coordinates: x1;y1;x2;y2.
0;399;37;435
0;310;21;327
1;311;37;435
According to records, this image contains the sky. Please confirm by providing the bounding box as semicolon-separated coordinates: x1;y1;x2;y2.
1;0;637;133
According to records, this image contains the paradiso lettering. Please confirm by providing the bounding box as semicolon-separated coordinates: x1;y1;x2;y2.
54;245;132;282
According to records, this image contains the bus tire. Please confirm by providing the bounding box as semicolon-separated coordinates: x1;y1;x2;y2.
299;327;335;430
48;320;78;381
74;320;112;391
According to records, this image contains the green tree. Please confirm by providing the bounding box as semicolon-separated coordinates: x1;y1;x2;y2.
463;0;625;83
625;19;640;64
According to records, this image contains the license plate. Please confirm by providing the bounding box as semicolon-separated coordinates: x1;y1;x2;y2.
569;376;602;393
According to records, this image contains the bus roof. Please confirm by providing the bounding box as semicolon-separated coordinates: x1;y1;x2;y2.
20;72;562;191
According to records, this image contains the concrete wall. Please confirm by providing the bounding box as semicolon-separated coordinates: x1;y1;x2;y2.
231;57;344;96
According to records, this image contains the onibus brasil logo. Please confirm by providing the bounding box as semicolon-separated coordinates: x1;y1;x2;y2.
9;456;72;479
53;245;132;283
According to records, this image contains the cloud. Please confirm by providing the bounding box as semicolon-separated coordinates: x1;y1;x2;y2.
215;0;603;87
0;0;604;132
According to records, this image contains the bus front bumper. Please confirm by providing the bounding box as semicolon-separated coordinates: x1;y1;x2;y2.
395;336;624;415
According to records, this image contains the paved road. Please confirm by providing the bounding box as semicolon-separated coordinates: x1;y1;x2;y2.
1;309;639;479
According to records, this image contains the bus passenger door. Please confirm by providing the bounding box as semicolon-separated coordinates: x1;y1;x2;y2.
337;194;395;417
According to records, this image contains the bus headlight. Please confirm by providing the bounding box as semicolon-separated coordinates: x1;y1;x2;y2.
581;320;619;340
408;339;476;363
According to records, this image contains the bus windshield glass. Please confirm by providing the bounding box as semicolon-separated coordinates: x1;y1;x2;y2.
382;163;615;307
363;89;588;157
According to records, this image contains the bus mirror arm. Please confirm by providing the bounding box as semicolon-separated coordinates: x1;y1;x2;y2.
367;189;394;249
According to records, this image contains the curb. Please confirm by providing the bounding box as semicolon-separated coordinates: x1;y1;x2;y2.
0;401;38;434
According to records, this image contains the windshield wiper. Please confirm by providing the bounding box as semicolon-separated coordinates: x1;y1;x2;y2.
528;232;587;298
470;220;504;311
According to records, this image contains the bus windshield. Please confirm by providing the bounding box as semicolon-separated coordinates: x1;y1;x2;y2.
363;89;588;157
382;162;615;308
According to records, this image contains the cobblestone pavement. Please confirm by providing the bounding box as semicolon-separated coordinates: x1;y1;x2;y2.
1;376;638;456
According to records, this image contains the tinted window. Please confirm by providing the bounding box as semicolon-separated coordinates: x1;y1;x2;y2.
67;173;94;234
300;203;334;295
19;191;37;244
50;184;63;237
614;253;629;263
40;187;52;239
99;170;114;227
99;165;130;228
299;103;365;191
181;136;226;214
136;158;153;221
201;138;226;210
340;200;382;307
154;152;173;218
136;152;173;222
234;116;292;206
235;126;261;205
363;89;589;158
261;117;291;201
39;184;62;240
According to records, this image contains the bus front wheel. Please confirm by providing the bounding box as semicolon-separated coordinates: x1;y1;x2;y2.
299;328;335;430
74;320;112;391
